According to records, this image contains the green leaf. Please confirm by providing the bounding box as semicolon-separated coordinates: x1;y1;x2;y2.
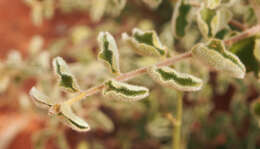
197;4;216;38
192;39;246;78
172;0;191;38
103;79;149;101
97;32;120;74
205;0;221;9
29;87;53;109
210;8;232;36
148;66;203;91
141;0;162;9
122;28;167;57
230;37;259;75
52;57;80;92
59;103;90;132
196;5;231;38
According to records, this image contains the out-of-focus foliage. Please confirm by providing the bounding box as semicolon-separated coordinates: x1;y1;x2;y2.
1;0;260;148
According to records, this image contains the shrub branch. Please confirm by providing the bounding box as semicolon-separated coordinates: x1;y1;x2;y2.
66;24;260;105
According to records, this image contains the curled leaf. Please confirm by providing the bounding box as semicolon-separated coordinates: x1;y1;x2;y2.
103;79;149;101
97;32;120;74
122;28;167;57
197;4;232;38
172;0;191;38
148;66;203;91
192;39;246;78
210;8;232;36
52;57;80;92
59;103;90;132
29;87;53;109
197;4;216;38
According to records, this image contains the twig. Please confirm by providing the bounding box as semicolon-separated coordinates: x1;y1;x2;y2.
229;20;247;30
224;24;260;46
65;51;192;105
65;23;260;105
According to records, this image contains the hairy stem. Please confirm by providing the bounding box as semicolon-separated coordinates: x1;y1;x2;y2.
65;52;192;105
65;24;260;105
224;24;260;46
173;91;183;149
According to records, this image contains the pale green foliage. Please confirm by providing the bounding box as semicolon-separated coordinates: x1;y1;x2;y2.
141;0;162;9
98;32;120;74
146;114;172;138
103;79;149;101
89;0;126;22
192;39;246;78
87;110;114;132
148;66;203;91
106;0;127;17
6;50;23;68
29;35;44;55
211;8;232;36
24;0;55;26
70;26;91;45
52;57;80;92
196;4;232;38
254;39;260;62
122;28;167;57
172;0;191;38
90;0;107;22
59;103;90;132
29;87;53;109
205;0;222;9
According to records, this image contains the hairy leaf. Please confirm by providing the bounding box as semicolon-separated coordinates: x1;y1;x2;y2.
197;4;216;38
98;32;120;74
122;28;167;57
52;57;80;92
148;66;203;91
29;87;53;109
230;37;259;75
197;5;231;38
172;0;191;38
58;103;90;132
211;8;232;36
103;79;149;101
192;39;246;78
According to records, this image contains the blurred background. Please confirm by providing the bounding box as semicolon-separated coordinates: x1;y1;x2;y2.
1;0;260;149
